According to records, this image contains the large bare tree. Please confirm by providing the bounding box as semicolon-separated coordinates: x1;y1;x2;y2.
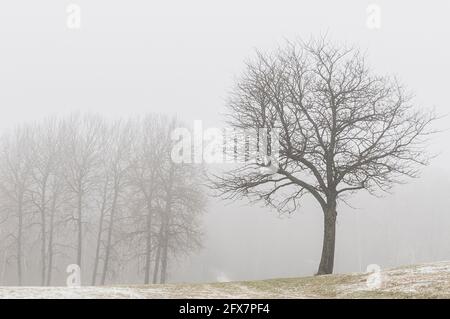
212;38;437;275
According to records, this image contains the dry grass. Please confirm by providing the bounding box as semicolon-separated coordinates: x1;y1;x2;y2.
0;261;449;299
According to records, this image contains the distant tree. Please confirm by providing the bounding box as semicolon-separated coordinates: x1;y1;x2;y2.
155;160;205;284
0;127;33;285
127;115;205;284
60;114;107;272
212;37;437;275
99;120;134;285
127;115;168;284
28;119;66;286
0;113;205;285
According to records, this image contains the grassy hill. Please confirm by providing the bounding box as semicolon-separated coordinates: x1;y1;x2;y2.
0;261;449;298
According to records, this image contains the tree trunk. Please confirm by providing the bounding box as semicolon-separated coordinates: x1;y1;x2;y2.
92;207;105;285
160;237;168;283
92;179;109;285
159;166;174;284
46;198;56;286
76;192;83;271
0;250;6;285
101;189;118;285
144;204;153;285
40;184;47;286
159;215;170;284
152;223;163;284
17;200;23;286
317;200;337;275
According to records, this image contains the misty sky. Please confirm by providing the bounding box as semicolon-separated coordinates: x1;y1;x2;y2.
0;0;449;282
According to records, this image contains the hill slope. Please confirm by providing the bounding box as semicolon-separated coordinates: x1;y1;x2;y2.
0;261;449;299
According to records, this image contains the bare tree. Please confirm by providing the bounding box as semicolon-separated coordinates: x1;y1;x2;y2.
45;162;67;286
91;165;111;285
0;113;206;285
61;114;106;273
212;37;437;275
150;151;205;284
128;115;169;284
158;162;204;284
126;115;205;284
28;119;66;285
0;127;33;285
99;120;134;285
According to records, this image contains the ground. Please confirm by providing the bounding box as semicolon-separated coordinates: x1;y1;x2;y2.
0;261;449;299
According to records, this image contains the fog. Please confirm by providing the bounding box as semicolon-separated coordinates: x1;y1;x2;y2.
0;0;449;285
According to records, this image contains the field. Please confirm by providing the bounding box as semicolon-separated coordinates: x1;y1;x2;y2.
0;261;449;299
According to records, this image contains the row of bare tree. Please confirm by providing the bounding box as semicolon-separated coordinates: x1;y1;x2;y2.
0;114;205;286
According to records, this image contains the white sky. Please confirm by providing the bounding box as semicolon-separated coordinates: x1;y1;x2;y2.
1;0;448;163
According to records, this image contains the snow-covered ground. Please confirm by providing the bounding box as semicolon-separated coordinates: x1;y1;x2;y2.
1;261;449;299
